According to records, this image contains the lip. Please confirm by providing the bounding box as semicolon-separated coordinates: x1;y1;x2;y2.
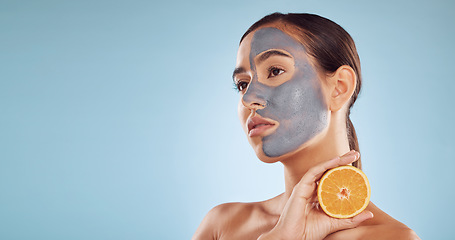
247;115;278;137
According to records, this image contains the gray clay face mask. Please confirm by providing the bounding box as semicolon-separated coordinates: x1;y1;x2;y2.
243;27;328;157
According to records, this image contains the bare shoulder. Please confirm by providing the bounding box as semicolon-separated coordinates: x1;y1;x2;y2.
326;224;420;240
192;201;274;240
327;202;421;240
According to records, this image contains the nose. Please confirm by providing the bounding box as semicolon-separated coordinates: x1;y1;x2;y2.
241;80;267;110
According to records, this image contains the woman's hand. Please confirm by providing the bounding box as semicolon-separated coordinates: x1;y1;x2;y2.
258;150;374;240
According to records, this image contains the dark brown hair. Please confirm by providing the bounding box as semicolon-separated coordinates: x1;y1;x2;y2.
240;13;362;168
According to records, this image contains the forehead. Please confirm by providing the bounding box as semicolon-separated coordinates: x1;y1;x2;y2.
236;27;306;68
249;27;306;56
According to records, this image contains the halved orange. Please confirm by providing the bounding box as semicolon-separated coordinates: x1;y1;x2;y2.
317;165;371;219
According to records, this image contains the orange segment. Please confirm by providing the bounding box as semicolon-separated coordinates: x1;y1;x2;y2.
317;165;371;219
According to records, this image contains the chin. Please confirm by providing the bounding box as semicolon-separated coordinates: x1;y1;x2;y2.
256;150;301;164
249;142;276;163
253;142;301;164
256;153;282;164
251;131;327;164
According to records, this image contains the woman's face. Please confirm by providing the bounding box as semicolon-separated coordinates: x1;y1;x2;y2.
234;27;329;160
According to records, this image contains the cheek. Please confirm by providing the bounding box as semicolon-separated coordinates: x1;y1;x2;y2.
238;99;249;132
289;85;311;113
268;81;309;118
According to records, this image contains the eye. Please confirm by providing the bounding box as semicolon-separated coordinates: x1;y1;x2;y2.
235;81;249;92
268;67;284;78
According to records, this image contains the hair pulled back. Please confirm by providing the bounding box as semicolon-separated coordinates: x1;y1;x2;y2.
240;13;362;168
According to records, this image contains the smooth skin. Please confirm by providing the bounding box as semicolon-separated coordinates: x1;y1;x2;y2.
193;25;420;240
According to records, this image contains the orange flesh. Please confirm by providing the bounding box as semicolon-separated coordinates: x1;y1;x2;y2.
317;166;370;219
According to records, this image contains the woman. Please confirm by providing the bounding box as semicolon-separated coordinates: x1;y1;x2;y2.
193;13;420;240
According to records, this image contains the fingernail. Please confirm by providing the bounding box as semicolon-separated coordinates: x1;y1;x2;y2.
367;211;374;218
343;151;354;157
354;152;360;160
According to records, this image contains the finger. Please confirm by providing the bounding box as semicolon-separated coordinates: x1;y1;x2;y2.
308;150;359;182
337;150;361;166
295;151;360;199
330;210;374;233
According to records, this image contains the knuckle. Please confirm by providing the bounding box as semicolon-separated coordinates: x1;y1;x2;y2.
331;218;355;232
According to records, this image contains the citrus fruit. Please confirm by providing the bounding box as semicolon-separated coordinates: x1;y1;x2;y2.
317;165;371;219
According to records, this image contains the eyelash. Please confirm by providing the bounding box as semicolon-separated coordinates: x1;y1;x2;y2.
234;81;249;92
268;66;285;78
233;67;285;92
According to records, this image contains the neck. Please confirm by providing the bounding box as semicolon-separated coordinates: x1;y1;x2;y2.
276;112;351;209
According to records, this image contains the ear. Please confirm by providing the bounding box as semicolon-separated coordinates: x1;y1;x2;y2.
327;65;357;112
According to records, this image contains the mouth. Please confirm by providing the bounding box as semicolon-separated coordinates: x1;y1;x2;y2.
247;115;278;137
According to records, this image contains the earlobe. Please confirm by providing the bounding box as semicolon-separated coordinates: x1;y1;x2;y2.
328;65;356;112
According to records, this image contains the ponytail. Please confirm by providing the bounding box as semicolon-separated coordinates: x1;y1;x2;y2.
347;117;361;169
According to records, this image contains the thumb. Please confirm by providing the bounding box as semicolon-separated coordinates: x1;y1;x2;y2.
330;211;374;233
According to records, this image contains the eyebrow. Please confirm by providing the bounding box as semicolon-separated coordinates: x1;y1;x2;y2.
232;66;247;81
256;50;292;64
231;50;292;81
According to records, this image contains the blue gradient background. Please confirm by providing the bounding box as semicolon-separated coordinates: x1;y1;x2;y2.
1;0;453;239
